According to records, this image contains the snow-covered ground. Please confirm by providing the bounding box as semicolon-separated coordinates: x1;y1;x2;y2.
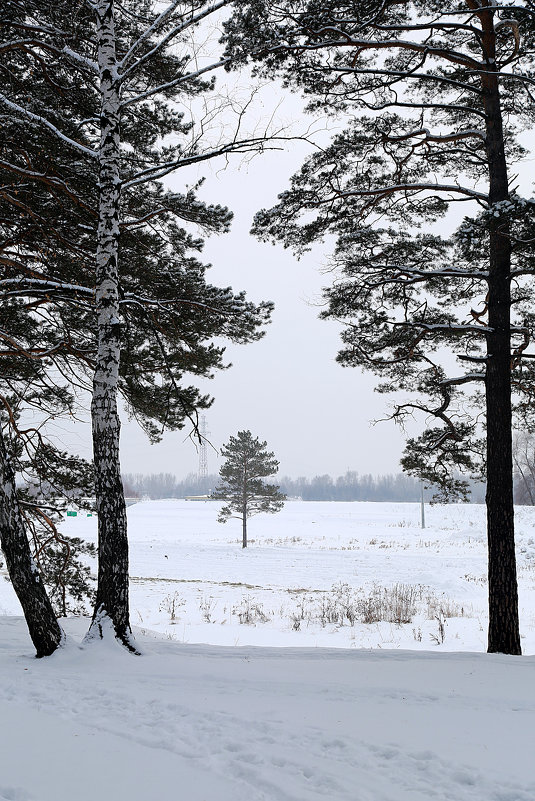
1;619;534;801
6;498;532;653
1;500;535;801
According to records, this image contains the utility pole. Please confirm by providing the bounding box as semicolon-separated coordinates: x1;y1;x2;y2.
198;415;210;479
420;482;425;529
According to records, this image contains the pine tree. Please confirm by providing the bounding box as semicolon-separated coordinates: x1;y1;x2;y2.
1;0;276;650
30;534;96;619
0;334;97;652
213;431;285;548
224;0;535;653
0;262;95;655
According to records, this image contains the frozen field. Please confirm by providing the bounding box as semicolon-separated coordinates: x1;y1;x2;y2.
3;499;534;653
72;499;535;653
1;500;535;801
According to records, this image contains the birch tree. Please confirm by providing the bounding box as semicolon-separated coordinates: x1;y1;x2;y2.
0;431;64;656
2;0;276;649
225;0;535;654
0;286;95;655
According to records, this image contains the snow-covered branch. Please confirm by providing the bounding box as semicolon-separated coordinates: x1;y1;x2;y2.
300;31;483;71
120;294;232;316
396;321;492;334
325;65;482;95
327;182;488;204
121;57;229;107
119;0;230;77
375;266;489;280
121;136;284;190
439;373;486;386
0;278;93;296
0;159;95;211
0;95;97;158
61;46;99;74
384;127;486;145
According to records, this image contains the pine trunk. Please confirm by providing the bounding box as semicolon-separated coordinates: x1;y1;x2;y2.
0;428;63;657
480;7;521;655
242;511;247;548
86;0;135;651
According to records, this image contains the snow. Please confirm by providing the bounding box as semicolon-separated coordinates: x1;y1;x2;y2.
1;500;535;800
31;499;535;652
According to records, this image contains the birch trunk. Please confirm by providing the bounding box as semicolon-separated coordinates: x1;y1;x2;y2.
480;5;521;654
0;427;63;657
86;0;135;650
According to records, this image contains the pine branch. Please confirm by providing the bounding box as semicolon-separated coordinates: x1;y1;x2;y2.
119;0;230;77
0;95;97;158
120;57;229;107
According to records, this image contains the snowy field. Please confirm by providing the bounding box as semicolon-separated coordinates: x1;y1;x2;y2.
1;500;535;801
9;498;534;653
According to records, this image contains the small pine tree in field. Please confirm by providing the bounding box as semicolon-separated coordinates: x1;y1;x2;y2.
213;431;285;548
37;536;97;619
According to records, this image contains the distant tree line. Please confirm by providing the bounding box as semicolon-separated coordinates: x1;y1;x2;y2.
122;472;217;499
513;434;535;506
280;473;429;503
122;470;487;503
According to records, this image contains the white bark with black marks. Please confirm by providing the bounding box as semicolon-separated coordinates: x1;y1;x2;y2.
0;428;63;657
85;0;135;651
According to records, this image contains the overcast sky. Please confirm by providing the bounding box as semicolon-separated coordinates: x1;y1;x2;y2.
59;91;535;482
121;122;535;481
115;135;417;481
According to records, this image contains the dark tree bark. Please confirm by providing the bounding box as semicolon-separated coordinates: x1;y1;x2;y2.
225;0;534;653
480;7;521;654
0;429;63;657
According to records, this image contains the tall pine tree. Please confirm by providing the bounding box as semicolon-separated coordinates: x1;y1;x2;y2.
224;0;535;653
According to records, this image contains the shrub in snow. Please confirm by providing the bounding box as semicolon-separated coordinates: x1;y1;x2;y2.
159;592;186;624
